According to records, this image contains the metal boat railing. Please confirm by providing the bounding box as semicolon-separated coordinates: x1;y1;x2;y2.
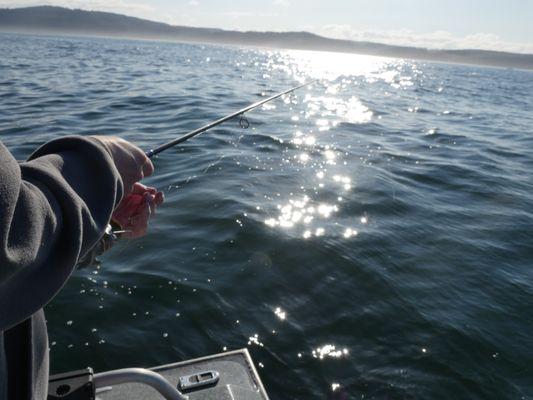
94;368;188;399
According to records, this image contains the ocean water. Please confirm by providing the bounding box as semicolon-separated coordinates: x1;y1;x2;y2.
1;33;532;399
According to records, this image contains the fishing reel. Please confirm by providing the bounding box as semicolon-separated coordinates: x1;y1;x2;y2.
76;222;121;268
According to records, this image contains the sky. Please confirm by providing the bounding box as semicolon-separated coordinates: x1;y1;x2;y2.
1;0;533;53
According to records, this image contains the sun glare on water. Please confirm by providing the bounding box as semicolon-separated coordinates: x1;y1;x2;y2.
257;50;401;240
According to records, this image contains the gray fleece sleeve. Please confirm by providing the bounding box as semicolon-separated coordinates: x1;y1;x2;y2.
0;136;123;331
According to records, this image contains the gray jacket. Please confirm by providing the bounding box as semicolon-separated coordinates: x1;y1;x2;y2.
0;136;123;399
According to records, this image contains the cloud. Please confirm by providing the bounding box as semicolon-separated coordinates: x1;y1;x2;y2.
188;0;199;6
273;0;290;6
319;25;533;54
220;11;254;19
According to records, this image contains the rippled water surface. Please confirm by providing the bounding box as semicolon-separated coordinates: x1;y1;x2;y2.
1;33;533;399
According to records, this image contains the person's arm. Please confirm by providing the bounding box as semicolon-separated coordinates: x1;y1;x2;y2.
0;136;125;331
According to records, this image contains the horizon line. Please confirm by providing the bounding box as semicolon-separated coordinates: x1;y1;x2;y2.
2;4;533;57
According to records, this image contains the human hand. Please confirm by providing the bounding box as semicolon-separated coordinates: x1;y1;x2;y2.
92;136;154;195
112;182;164;238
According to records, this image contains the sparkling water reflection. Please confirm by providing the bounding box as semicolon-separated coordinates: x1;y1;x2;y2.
1;33;532;400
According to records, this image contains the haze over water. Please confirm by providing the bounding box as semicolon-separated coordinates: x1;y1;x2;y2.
1;33;532;399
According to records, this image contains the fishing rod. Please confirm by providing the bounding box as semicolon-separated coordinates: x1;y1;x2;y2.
145;80;317;158
77;80;317;267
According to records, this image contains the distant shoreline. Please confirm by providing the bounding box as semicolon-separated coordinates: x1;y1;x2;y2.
3;30;533;75
1;6;532;71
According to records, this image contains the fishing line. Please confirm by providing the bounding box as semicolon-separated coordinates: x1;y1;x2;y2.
155;81;315;191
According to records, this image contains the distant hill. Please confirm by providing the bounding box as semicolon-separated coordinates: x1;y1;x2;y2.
1;6;532;70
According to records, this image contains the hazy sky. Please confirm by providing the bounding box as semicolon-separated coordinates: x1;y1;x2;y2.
1;0;532;53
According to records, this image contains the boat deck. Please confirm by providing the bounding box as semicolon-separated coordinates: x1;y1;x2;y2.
95;349;269;400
